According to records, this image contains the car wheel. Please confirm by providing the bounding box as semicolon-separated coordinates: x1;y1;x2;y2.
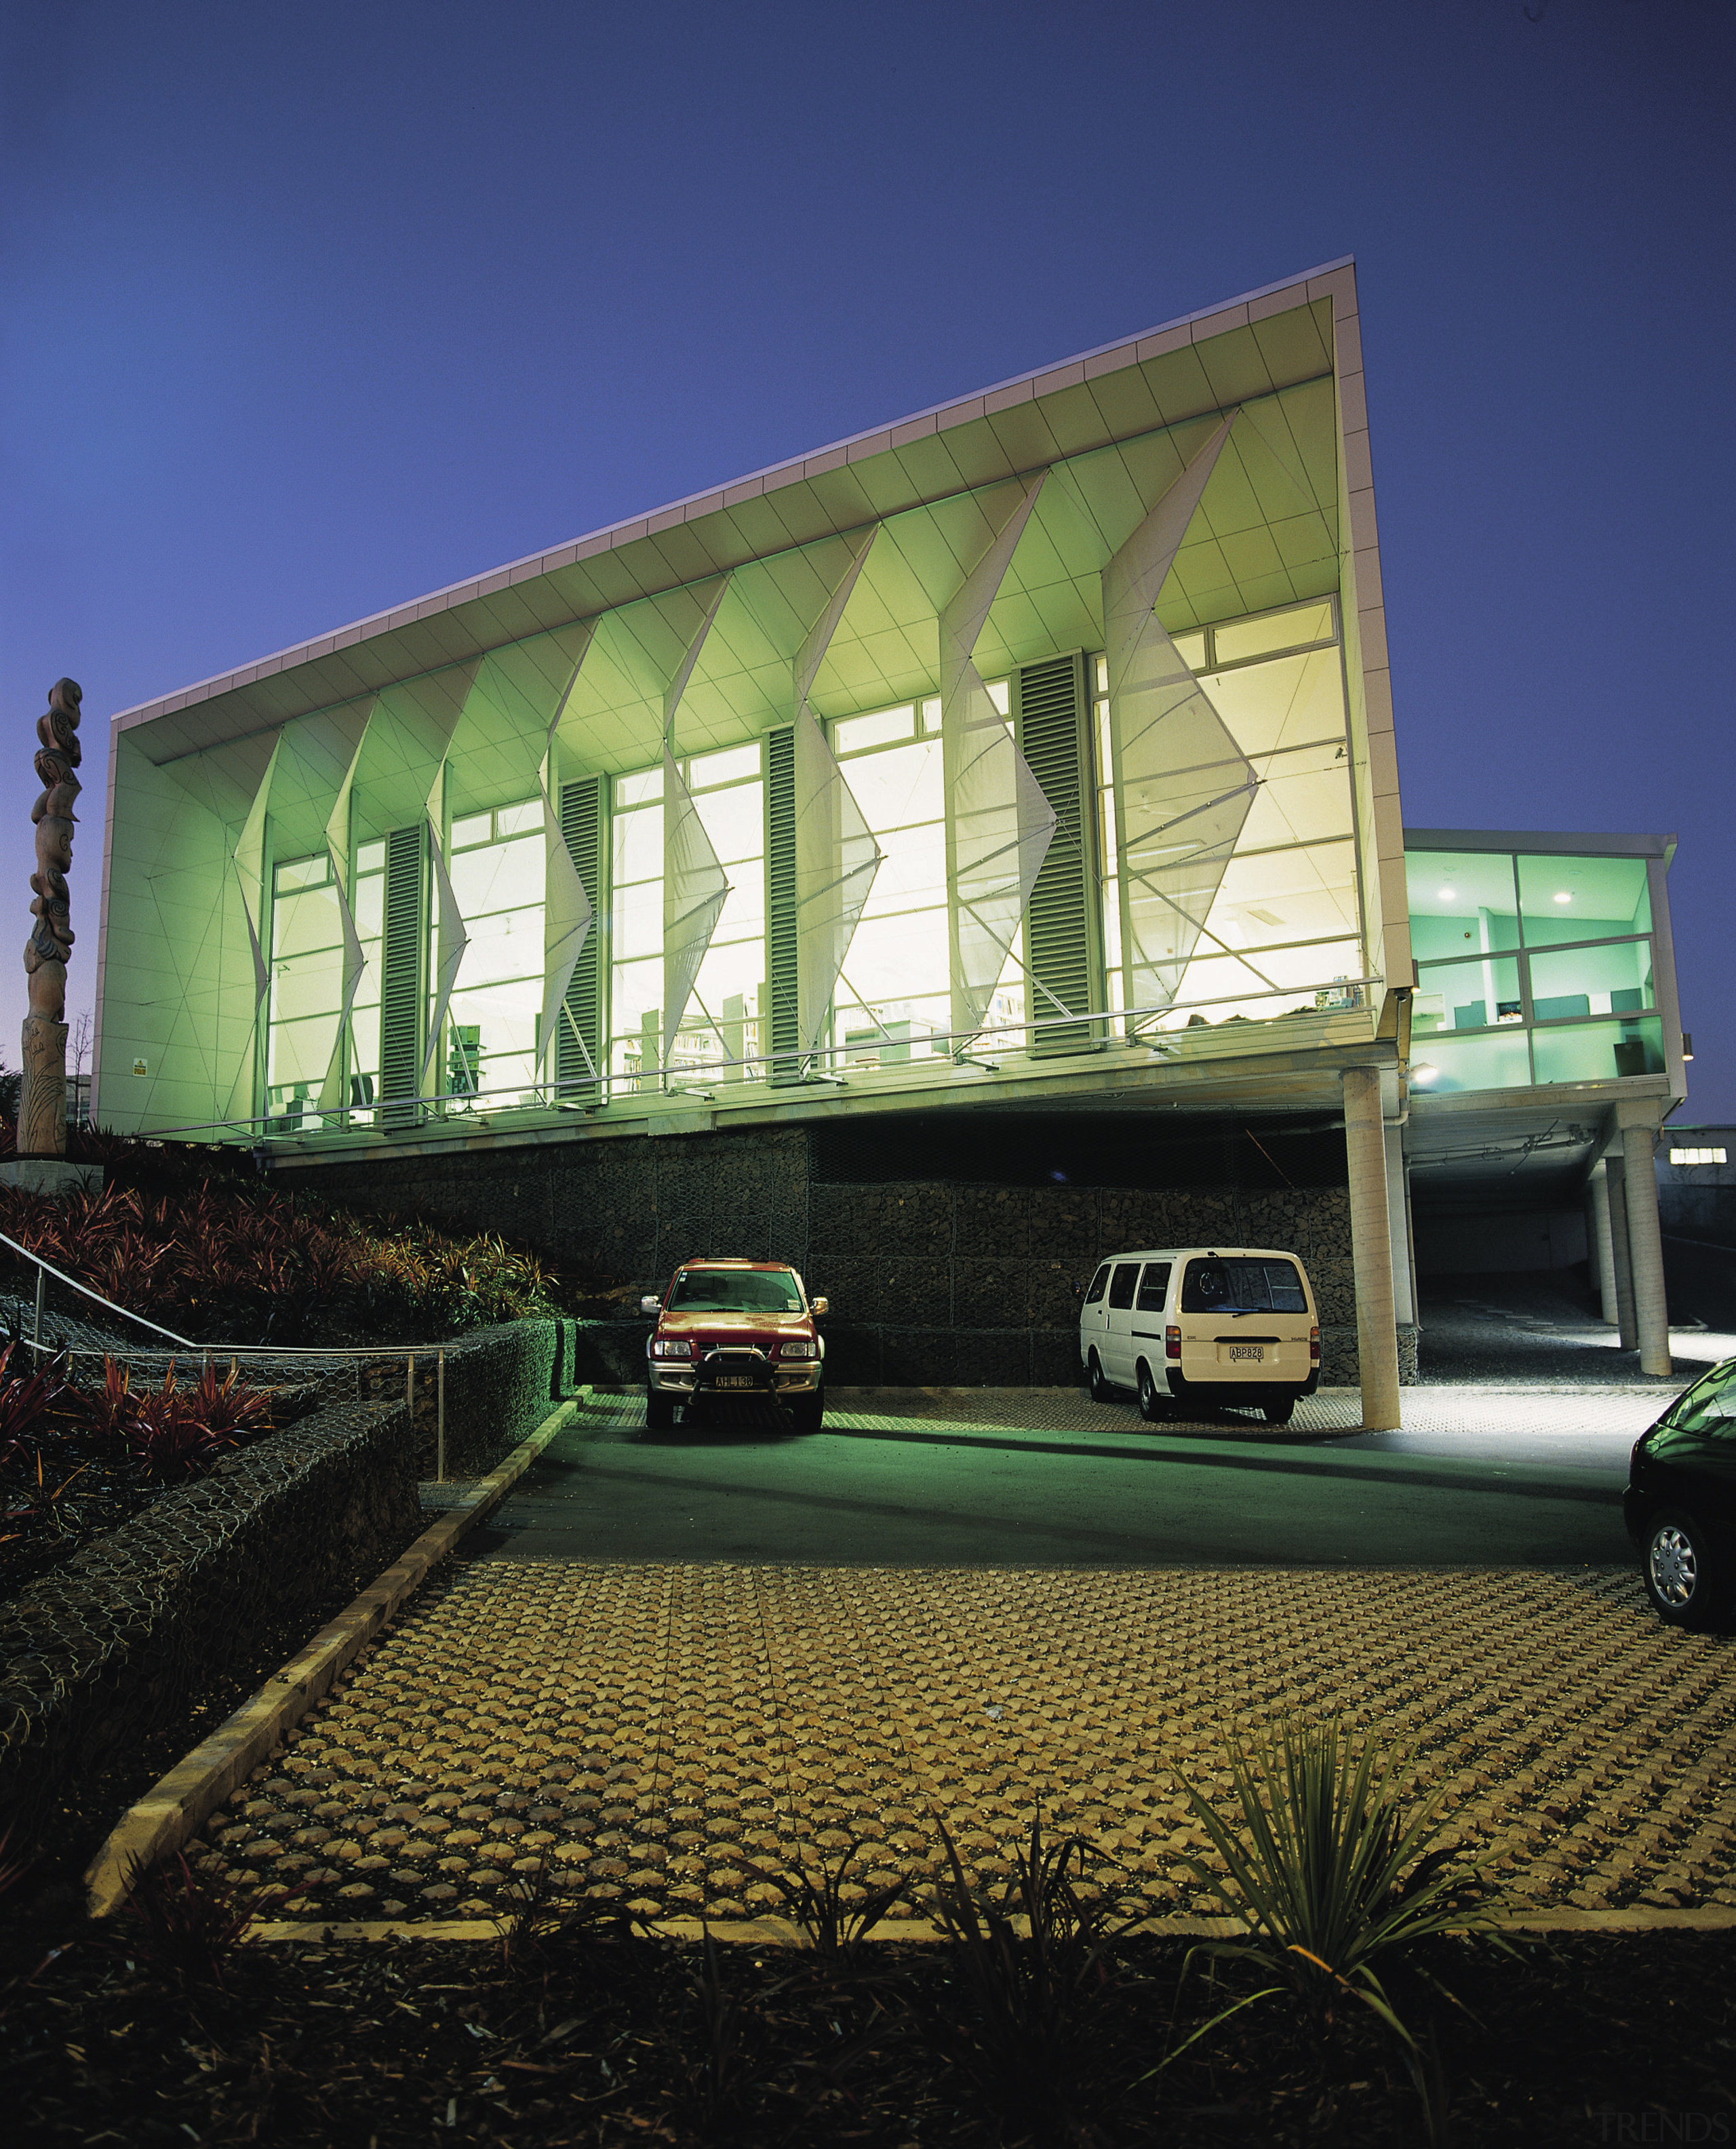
1088;1351;1109;1404
1263;1396;1297;1425
1643;1509;1722;1628
1137;1361;1164;1421
789;1387;824;1434
645;1387;675;1431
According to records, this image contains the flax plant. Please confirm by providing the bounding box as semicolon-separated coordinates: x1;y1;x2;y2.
1177;1715;1499;2050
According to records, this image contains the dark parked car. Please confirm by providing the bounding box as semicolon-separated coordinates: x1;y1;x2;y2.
1624;1355;1736;1628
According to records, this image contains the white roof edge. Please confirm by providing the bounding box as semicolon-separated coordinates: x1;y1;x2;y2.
112;256;1355;734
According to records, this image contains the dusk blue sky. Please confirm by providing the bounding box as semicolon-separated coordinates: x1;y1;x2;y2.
3;0;1731;1116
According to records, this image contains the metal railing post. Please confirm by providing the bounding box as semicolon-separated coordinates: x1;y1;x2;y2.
33;1265;44;1352
436;1349;446;1482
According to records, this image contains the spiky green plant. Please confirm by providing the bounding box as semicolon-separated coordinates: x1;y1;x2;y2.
1177;1715;1499;2050
732;1832;912;1960
914;1811;1145;2144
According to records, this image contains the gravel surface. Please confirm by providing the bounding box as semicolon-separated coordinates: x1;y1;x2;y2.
191;1557;1736;1929
1417;1271;1734;1386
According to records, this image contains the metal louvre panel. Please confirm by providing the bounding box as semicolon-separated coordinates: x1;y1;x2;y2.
1016;653;1097;1055
379;823;425;1126
559;776;603;1094
766;725;800;1080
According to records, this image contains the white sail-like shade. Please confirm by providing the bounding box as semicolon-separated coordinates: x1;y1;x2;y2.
231;732;279;1014
787;527;882;1055
794;705;881;1054
941;476;1056;1039
421;816;470;1090
662;747;730;1067
1103;416;1257;1020
536;778;593;1078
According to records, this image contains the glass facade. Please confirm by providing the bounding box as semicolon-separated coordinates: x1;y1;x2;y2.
258;597;1376;1110
1406;845;1663;1093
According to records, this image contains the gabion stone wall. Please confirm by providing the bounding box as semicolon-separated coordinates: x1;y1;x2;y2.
281;1128;1417;1387
356;1316;580;1480
0;1395;421;1853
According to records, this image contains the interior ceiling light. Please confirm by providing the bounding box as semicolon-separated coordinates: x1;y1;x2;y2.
1410;1063;1438;1083
1554;891;1573;903
1437;886;1456;900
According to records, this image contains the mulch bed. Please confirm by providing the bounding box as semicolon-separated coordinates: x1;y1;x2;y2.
1;1905;1730;2145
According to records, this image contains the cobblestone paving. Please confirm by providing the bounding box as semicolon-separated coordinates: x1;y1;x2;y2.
194;1559;1736;1927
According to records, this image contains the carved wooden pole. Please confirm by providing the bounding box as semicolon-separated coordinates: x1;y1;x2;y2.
20;678;81;1158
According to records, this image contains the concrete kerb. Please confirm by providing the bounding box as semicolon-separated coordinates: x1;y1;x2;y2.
245;1906;1736;1948
81;1396;581;1920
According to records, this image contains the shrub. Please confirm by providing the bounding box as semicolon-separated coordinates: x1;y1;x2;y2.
0;1175;561;1346
733;1832;912;1961
119;1853;258;1988
913;1811;1143;2142
1179;1715;1499;2049
0;1341;71;1462
77;1358;279;1484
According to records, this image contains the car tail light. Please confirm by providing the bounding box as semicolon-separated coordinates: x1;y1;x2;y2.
1165;1325;1181;1361
650;1337;694;1360
1309;1326;1320;1364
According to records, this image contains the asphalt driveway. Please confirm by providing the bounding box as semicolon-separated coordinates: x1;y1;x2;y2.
472;1397;1637;1568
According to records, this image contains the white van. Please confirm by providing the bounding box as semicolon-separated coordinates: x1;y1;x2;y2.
1078;1246;1320;1425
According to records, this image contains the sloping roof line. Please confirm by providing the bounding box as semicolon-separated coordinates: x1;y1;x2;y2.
111;256;1355;736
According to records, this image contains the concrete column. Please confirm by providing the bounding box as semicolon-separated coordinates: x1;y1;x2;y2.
1588;1161;1619;1326
1622;1122;1672;1377
1383;1123;1415;1327
1343;1066;1401;1430
1604;1154;1639;1351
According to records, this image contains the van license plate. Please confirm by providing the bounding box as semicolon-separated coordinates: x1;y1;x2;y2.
1227;1345;1264;1362
713;1375;759;1390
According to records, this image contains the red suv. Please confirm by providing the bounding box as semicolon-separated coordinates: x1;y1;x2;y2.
642;1259;829;1432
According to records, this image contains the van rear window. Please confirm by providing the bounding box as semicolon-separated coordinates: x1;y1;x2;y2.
1181;1259;1307;1314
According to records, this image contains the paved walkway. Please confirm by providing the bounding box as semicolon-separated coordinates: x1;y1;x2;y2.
192;1379;1736;1929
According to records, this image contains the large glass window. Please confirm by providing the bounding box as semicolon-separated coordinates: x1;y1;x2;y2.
443;800;545;1107
679;744;765;1081
1406;844;1663;1095
266;852;343;1126
607;748;766;1086
1130;599;1362;1033
610;768;663;1088
349;839;385;1115
828;701;951;1064
1516;853;1649;947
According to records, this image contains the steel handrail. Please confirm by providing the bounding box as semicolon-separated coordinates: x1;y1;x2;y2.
0;1230;470;1478
0;1227;463;1360
124;971;1385;1145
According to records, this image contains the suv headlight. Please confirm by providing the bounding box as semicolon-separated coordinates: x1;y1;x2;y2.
650;1338;694;1359
778;1338;816;1359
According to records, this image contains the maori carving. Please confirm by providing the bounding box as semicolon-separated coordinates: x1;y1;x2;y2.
20;677;81;1157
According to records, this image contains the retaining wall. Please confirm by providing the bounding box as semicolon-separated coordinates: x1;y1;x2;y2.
357;1316;580;1480
0;1394;421;1850
280;1126;1418;1387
